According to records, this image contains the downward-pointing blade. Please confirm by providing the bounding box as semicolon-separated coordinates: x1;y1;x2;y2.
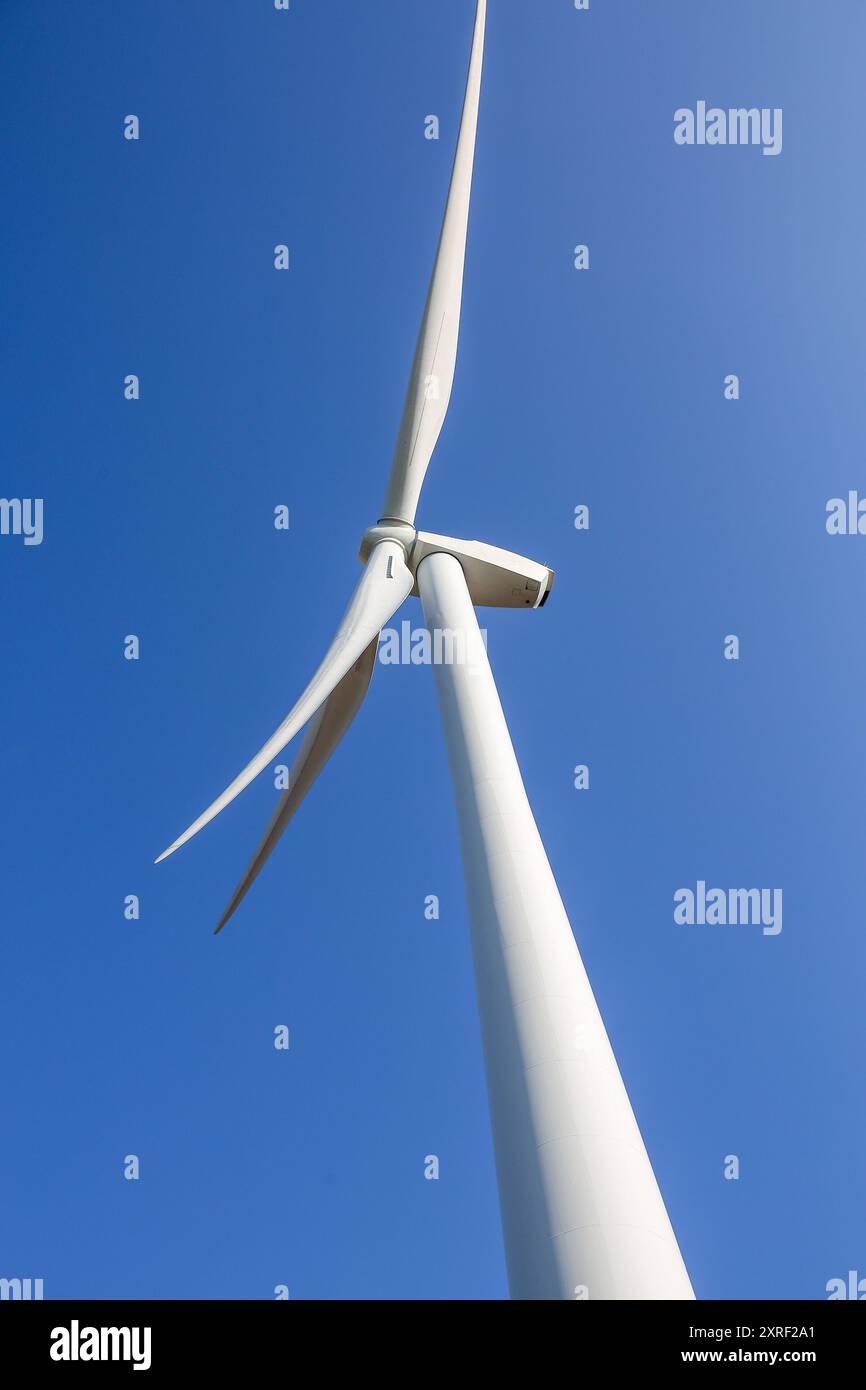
380;0;486;526
213;637;378;934
155;540;412;863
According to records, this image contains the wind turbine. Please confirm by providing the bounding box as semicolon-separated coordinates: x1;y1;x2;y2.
157;0;694;1301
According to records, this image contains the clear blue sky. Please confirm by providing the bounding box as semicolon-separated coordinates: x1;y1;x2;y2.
2;0;864;1300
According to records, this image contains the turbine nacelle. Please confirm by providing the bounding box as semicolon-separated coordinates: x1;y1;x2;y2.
360;524;554;610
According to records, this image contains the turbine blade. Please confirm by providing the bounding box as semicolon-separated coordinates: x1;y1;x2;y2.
155;540;412;863
380;0;486;526
214;637;378;934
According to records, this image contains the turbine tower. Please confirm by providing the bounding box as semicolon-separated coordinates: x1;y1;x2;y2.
158;0;694;1301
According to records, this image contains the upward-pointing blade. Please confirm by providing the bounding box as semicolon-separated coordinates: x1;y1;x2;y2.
213;637;378;934
380;0;486;526
155;540;412;863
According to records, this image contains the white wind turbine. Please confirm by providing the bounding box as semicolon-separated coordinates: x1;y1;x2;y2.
157;0;694;1301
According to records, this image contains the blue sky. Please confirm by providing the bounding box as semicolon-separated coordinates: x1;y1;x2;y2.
2;0;865;1299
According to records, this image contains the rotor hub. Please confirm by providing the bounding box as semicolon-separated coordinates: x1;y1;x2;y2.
359;521;417;565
